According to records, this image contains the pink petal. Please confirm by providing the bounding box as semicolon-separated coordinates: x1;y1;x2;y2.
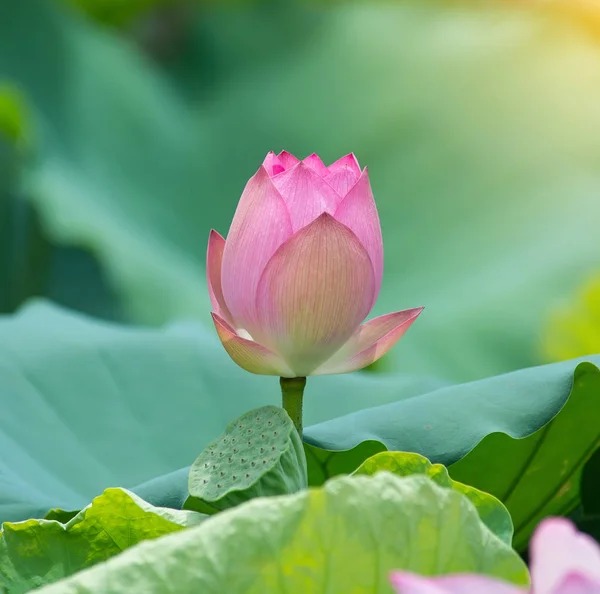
334;167;383;306
277;150;300;170
262;151;285;177
271;162;343;232
530;519;600;594
390;572;524;594
211;313;293;377
328;153;361;176
221;166;293;333
325;153;362;197
313;308;423;375
255;213;375;376
552;573;600;594
302;153;329;177
206;230;233;325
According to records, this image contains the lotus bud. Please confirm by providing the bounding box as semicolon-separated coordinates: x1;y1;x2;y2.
207;151;423;378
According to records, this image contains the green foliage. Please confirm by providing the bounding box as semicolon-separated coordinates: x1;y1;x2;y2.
354;451;513;546
0;300;598;541
450;361;600;550
0;488;205;593
575;448;600;542
42;509;79;523
185;406;307;513
582;448;600;517
34;475;529;593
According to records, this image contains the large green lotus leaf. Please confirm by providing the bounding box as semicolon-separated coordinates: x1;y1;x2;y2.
35;474;529;594
582;448;600;517
448;361;600;550
2;1;600;381
0;301;440;523
0;487;204;593
1;300;598;536
575;448;600;542
353;451;513;546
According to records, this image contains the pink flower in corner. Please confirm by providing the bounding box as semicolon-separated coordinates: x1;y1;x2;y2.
390;518;600;594
207;150;422;377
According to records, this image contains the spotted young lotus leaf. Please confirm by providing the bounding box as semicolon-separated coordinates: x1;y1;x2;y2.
184;405;307;514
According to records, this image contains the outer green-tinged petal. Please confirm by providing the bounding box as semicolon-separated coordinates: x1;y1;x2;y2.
530;519;600;594
314;308;423;375
221;166;293;333
334;167;383;304
211;313;293;377
271;162;342;231
390;573;524;594
206;230;233;325
325;153;361;197
255;213;375;376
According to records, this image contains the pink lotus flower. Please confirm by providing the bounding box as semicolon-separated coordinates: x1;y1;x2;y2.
390;518;600;594
207;151;422;377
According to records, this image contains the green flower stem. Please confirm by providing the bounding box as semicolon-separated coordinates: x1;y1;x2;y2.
280;377;306;438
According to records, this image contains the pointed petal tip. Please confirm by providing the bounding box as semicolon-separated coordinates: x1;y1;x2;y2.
316;211;336;222
312;306;423;375
277;150;300;169
270;164;342;230
262;152;286;176
302;153;328;176
277;149;297;158
208;228;224;242
329;152;361;169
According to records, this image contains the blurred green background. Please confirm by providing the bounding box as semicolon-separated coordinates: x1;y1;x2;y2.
1;0;600;382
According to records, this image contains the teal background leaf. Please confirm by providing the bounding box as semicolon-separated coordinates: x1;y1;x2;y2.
0;300;597;536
